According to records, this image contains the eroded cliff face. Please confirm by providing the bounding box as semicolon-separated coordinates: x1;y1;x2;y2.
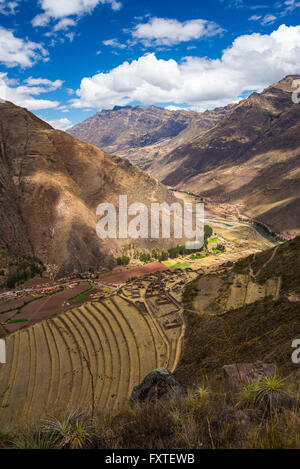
0;102;178;276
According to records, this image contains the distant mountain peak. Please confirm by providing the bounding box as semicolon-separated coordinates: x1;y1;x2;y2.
68;102;235;169
112;105;132;111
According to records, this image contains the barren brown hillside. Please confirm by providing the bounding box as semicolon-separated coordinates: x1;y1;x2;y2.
149;76;300;237
0;102;178;277
68;104;235;168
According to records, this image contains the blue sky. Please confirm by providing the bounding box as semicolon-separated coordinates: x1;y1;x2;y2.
0;0;300;129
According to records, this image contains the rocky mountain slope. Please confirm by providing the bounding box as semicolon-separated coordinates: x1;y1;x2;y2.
0;101;178;277
68;104;235;169
176;235;300;384
149;76;300;237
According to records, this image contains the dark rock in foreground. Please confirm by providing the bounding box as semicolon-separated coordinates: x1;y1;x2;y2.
130;368;184;406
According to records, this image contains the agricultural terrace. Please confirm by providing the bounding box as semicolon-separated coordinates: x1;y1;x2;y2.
0;268;198;427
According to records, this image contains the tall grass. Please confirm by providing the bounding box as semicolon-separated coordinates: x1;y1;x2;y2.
2;376;299;449
237;376;286;409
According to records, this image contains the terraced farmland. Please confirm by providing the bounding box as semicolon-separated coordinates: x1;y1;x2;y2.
0;291;184;427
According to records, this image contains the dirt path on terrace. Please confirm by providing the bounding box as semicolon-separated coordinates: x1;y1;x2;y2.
250;245;280;279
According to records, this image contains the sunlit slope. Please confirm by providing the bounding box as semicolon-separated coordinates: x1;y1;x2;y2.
0;101;178;277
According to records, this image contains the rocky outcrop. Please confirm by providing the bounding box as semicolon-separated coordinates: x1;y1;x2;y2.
130;368;184;406
222;362;278;388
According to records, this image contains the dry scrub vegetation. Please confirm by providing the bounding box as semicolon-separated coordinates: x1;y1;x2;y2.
1;238;299;449
0;374;299;449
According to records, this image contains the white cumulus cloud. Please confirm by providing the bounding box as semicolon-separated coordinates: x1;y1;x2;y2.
131;17;224;46
280;0;300;15
0;0;19;16
24;77;64;90
0;26;48;67
71;24;300;111
261;14;277;26
32;0;122;28
249;14;277;26
53;18;77;31
0;73;61;110
103;38;126;49
249;15;262;21
46;117;72;130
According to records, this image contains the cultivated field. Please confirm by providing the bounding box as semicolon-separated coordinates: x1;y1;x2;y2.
192;272;282;316
99;261;168;284
0;213;279;427
0;269;193;427
0;282;91;337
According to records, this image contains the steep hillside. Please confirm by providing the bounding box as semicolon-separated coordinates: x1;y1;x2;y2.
176;236;300;384
68;104;235;168
0;101;177;277
150;76;300;237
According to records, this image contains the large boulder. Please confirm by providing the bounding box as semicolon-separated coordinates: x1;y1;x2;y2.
222;362;278;388
130;368;184;406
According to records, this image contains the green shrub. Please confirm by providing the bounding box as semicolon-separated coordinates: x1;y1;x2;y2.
238;376;286;408
12;430;56;449
41;410;94;449
139;252;151;263
158;251;168;262
117;256;130;266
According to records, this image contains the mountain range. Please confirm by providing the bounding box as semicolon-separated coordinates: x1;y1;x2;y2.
69;75;300;238
149;75;300;237
1;75;299;277
68;104;235;169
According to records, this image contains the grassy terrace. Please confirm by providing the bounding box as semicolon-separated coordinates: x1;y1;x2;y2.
69;293;90;303
161;260;191;270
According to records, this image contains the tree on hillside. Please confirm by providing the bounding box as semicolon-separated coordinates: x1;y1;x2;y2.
204;225;213;240
117;256;130;266
159;251;169;261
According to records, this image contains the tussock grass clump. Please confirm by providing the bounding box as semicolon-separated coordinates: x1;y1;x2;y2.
237;376;286;409
251;400;300;449
12;429;57;449
252;420;286;449
1;379;299;449
191;386;211;402
40;409;95;449
0;427;13;448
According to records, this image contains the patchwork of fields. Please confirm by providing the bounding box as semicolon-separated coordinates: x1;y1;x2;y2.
0;269;197;426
